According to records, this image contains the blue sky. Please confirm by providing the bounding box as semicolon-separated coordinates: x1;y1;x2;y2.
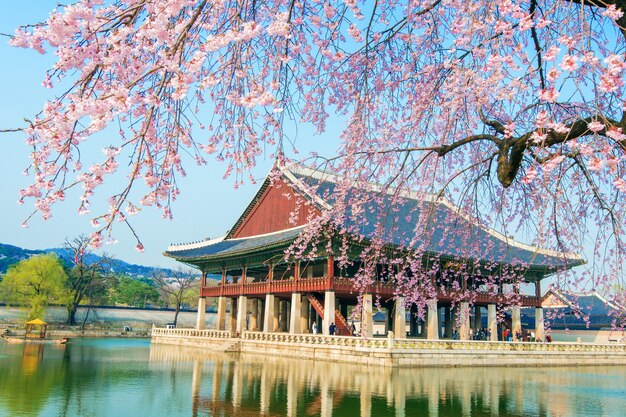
0;2;340;269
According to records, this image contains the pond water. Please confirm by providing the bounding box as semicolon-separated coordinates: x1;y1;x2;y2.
0;338;625;417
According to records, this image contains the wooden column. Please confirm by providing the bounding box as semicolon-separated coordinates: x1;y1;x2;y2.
327;254;334;277
294;261;300;280
201;271;207;288
221;268;226;285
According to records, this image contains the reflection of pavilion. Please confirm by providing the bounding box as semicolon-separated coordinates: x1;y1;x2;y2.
165;162;582;343
21;344;45;375
147;344;604;417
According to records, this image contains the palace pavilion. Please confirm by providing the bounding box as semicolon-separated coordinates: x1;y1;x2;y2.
164;162;584;341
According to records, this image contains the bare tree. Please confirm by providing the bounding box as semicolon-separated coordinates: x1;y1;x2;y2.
152;269;198;327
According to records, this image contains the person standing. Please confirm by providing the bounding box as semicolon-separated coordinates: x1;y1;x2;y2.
329;323;336;336
312;322;318;334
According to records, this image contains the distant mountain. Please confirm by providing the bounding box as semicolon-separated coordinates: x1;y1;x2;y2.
0;242;178;278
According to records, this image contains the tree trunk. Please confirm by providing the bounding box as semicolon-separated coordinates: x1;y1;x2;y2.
66;304;78;325
173;304;181;326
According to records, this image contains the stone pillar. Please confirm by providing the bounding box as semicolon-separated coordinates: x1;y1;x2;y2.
427;299;439;340
451;305;459;338
323;290;336;335
409;307;418;337
300;296;310;333
444;306;452;338
236;295;247;335
488;304;497;341
280;300;289;332
362;293;373;338
249;299;259;331
459;301;470;340
290;293;302;334
474;305;482;332
216;296;227;331
511;306;521;340
393;297;406;338
196;297;206;330
257;299;264;331
535;307;545;342
263;294;275;333
273;297;280;331
229;298;238;333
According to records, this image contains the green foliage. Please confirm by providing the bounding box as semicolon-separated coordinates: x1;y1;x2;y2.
0;254;68;320
108;275;159;307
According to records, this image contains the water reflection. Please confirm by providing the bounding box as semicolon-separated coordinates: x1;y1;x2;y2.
149;344;626;417
0;340;624;417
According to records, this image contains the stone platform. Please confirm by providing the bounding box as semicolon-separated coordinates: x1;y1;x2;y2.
151;328;626;367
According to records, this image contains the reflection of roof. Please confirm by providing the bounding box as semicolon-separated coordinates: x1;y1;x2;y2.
26;318;47;325
166;162;584;271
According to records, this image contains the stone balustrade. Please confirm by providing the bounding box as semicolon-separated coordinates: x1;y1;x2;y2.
243;331;390;349
241;331;625;353
151;327;232;339
151;328;626;366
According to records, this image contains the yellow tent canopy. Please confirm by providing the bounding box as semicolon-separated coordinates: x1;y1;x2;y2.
25;318;47;339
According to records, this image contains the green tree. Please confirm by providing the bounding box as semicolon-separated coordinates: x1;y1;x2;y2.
110;275;159;307
0;254;68;320
63;235;113;325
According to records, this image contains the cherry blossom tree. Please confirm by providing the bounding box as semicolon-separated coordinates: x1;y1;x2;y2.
4;0;626;316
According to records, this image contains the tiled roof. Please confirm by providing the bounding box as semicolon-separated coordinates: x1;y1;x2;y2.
165;163;584;271
532;289;624;329
164;227;303;260
286;164;583;270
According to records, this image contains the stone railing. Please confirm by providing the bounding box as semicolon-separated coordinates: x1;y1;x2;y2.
152;328;625;354
241;331;625;353
242;331;391;349
151;327;232;339
389;338;626;353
